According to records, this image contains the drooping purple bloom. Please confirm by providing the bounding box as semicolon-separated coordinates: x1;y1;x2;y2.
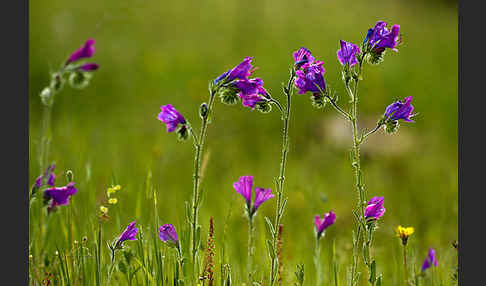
293;47;315;69
66;39;96;65
43;182;77;211
158;104;187;132
421;247;439;272
384;96;415;122
253;187;275;212
79;63;99;71
365;21;401;52
214;57;254;85
337;40;361;67
314;211;336;239
116;220;138;247
234;78;267;109
35;164;56;188
233;175;253;206
159;224;179;246
294;61;326;95
365;196;386;220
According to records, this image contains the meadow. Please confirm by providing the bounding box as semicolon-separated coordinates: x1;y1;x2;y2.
29;0;457;285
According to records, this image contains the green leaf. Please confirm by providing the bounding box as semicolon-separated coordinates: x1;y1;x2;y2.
362;242;370;266
266;239;276;259
264;216;275;238
369;260;376;284
376;275;382;286
185;201;192;224
279;197;288;216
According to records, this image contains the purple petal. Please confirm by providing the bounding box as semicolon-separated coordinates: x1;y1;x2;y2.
158;224;179;244
66;39;96;65
293;47;314;68
158;104;186;132
79;63;99;71
253;187;274;211
119;220;138;243
315;211;336;237
233;176;253;205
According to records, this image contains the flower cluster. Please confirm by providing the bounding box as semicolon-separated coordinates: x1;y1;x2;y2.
233;175;274;219
214;57;271;112
100;185;121;218
314;211;336;239
363;21;401;64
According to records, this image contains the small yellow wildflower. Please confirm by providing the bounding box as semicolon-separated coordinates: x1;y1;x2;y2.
107;185;121;196
100;205;108;214
396;225;414;245
29;254;33;260
108;198;118;205
113;185;121;191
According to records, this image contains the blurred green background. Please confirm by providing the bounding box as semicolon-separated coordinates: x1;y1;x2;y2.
30;0;457;284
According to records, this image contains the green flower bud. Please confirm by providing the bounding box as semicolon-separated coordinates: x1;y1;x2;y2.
50;73;65;93
176;125;189;141
66;170;74;182
69;71;92;89
199;102;209;119
384;119;399;134
218;87;240;105
310;94;327;109
366;49;386;65
40;87;54;106
255;100;272;114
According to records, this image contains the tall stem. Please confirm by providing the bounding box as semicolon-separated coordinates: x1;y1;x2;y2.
39;104;52;173
191;88;217;279
402;245;409;285
270;69;294;286
314;237;322;286
247;217;254;285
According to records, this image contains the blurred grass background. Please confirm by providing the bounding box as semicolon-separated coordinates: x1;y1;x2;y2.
29;0;457;284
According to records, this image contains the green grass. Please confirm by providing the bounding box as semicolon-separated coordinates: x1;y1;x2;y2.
29;0;457;285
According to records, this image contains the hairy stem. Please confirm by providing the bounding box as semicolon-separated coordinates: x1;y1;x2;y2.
403;245;409;285
270;69;294;286
191;87;217;280
314;237;322;286
248;216;254;285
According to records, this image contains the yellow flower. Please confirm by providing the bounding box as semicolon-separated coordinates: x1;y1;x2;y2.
108;198;118;205
113;185;121;191
107;185;121;196
100;205;108;214
396;225;414;245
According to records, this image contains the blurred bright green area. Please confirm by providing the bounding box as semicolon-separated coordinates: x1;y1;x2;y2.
30;0;457;284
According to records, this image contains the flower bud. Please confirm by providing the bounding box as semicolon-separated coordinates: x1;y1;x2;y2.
366;49;386;65
176;125;189;141
310;94;327;109
384;119;399;134
200;102;209;119
66;170;74;182
50;73;65;93
69;71;92;89
255;100;272;114
218;87;240;105
40;87;54;106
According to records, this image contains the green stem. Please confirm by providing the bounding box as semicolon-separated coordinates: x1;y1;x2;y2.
248;216;254;285
314;237;322;286
191;87;217;280
270;69;294;286
39;104;52;173
403;245;409;285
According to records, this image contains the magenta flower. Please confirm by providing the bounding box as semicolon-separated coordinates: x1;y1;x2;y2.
159;224;179;247
43;182;77;212
421;247;439;272
79;63;99;71
293;47;315;69
158;104;187;132
314;211;336;239
234;78;267;109
337;40;361;67
233;175;274;218
294;61;326;95
384;96;415;122
214;57;254;85
364;21;401;53
115;220;138;247
66;39;96;65
364;196;386;220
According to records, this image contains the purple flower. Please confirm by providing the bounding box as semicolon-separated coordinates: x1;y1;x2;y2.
314;211;336;239
35;164;56;188
233;175;253;206
253;187;275;211
421;247;439;272
79;63;99;71
293;47;315;69
43;182;77;211
337;40;361;67
384;96;415;122
233;175;274;218
234;78;267;109
214;57;254;84
158;104;187;132
365;21;401;53
159;224;179;246
66;39;96;65
294;61;326;95
116;220;138;247
364;196;386;220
